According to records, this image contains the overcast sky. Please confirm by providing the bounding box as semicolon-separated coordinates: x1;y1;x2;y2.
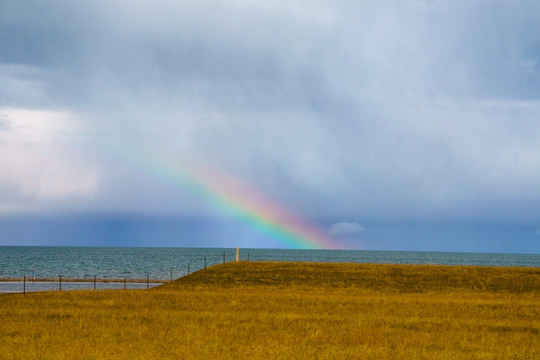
1;1;540;252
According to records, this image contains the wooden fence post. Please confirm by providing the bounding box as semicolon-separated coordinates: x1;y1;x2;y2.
59;275;62;291
23;275;26;295
147;274;149;289
236;247;239;262
204;256;207;269
94;275;96;290
124;276;127;290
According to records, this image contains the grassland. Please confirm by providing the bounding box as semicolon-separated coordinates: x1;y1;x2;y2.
1;262;539;359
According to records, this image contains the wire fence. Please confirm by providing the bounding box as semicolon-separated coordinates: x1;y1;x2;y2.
1;249;248;294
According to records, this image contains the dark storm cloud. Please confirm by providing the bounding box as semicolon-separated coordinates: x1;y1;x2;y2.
1;0;540;226
0;0;342;112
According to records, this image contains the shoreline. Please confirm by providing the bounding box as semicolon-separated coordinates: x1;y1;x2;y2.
2;261;539;284
0;277;167;283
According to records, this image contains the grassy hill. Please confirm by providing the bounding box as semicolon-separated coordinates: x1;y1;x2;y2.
163;261;540;292
1;262;539;359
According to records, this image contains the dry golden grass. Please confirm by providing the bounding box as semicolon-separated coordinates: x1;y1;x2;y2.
1;262;539;359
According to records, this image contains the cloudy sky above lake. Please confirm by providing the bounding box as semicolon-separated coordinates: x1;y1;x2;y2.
1;0;540;252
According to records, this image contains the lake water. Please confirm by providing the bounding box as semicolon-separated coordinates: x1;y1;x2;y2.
1;246;538;293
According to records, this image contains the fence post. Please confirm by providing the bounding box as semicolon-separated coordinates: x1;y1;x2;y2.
204;256;207;269
124;276;126;290
59;275;62;291
236;247;239;262
147;274;149;290
170;268;173;282
94;275;96;290
23;275;26;295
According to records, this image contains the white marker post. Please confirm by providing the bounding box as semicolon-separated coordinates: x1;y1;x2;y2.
235;247;239;262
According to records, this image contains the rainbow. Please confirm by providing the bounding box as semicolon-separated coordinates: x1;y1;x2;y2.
108;144;342;249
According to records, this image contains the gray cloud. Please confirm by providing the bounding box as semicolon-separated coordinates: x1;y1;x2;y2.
0;116;10;131
1;0;540;224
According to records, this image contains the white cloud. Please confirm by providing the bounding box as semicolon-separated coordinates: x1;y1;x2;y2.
328;222;366;237
0;108;99;210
